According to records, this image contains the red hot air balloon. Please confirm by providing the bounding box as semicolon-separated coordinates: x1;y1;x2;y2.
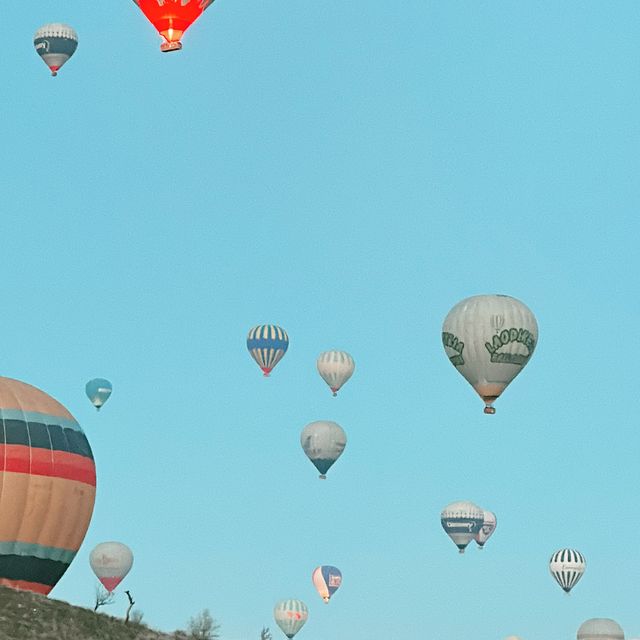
132;0;216;52
0;377;96;595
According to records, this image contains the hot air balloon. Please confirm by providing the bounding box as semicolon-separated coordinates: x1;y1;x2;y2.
474;509;497;549
33;24;78;76
274;599;308;639
442;294;538;414
85;378;112;411
300;421;346;479
89;542;133;592
247;325;289;376
312;565;342;603
132;0;216;52
577;619;624;640
440;501;484;553
549;548;585;594
317;351;355;396
0;377;95;595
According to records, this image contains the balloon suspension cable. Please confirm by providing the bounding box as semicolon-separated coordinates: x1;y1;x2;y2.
319;474;327;480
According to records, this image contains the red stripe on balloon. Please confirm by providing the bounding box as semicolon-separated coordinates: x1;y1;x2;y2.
0;445;96;486
0;577;51;595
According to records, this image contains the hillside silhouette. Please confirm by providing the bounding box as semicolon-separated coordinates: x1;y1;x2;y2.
0;585;182;640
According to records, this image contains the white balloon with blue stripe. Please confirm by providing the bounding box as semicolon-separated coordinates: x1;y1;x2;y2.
34;24;78;76
316;350;355;396
549;548;585;594
274;599;308;639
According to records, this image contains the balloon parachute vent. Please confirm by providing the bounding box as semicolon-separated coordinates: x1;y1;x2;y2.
484;406;496;415
319;474;327;480
160;41;182;52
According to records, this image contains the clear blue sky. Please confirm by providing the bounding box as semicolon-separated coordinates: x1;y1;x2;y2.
2;1;640;638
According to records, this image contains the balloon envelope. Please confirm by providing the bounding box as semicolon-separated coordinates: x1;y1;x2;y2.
549;548;585;593
85;378;112;410
274;599;308;639
300;421;346;479
577;619;624;640
0;377;95;594
247;325;289;376
442;294;538;413
312;565;342;603
132;0;215;51
440;501;484;553
316;350;355;396
474;509;497;548
33;24;78;76
90;542;133;592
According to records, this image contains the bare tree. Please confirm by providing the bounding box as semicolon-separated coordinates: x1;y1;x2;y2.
124;590;135;624
260;627;273;640
187;609;221;640
93;585;115;612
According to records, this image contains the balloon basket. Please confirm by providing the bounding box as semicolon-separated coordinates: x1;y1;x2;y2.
160;41;183;53
484;406;496;415
319;474;327;480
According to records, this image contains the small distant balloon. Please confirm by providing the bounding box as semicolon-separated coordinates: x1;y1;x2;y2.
474;509;497;549
300;421;346;479
440;501;484;553
577;618;624;640
247;325;289;376
90;542;133;592
34;24;78;76
549;548;585;594
442;294;538;414
317;351;355;396
274;599;308;639
312;565;342;603
85;379;112;411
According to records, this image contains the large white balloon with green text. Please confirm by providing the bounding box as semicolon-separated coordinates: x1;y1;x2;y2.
442;294;538;414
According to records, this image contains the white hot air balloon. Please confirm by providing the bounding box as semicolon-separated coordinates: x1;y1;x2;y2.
440;501;484;553
475;509;497;549
274;599;308;639
300;421;347;479
90;542;133;592
442;294;538;414
549;548;586;594
577;619;624;640
316;351;355;396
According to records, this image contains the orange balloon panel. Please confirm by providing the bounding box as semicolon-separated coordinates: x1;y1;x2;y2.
133;0;215;49
0;377;96;596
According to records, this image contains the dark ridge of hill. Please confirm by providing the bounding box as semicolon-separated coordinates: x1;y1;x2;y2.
0;586;182;640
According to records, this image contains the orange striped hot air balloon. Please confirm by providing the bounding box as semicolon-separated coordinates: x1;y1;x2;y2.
0;377;95;595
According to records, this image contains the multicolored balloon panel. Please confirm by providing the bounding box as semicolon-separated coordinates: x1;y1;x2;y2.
247;325;289;376
0;377;95;595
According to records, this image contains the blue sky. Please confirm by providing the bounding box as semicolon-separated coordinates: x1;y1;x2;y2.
2;1;640;638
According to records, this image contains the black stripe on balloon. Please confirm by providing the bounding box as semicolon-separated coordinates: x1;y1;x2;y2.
0;420;93;461
0;555;69;588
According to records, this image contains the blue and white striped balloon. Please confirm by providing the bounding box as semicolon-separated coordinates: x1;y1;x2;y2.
316;350;355;396
274;599;308;639
247;325;289;376
549;548;586;593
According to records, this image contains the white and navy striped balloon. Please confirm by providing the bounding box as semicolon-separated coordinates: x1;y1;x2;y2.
273;599;308;639
316;350;355;396
549;548;586;593
246;325;289;376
